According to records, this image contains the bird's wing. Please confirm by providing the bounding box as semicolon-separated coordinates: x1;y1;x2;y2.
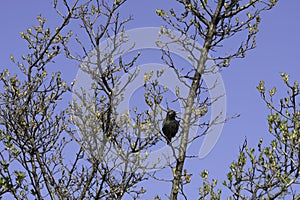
162;119;167;132
171;120;180;137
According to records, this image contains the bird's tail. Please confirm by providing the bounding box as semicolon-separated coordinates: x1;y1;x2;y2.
167;138;171;145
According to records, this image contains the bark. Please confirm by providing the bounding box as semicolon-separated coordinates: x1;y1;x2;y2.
169;1;224;199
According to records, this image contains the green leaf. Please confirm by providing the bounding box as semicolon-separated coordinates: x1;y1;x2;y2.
269;87;276;97
257;80;265;93
201;169;209;180
226;172;233;182
280;72;289;83
15;171;26;184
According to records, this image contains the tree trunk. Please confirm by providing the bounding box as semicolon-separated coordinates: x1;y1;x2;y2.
169;49;208;200
169;2;223;198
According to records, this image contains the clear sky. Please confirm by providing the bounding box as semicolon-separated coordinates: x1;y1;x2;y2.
1;0;300;199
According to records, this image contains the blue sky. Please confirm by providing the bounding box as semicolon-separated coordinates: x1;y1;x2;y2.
1;0;300;199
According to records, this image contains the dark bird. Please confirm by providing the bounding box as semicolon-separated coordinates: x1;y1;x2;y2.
162;110;179;144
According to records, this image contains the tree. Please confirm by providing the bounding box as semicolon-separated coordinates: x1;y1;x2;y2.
3;0;298;200
156;0;278;199
0;0;155;199
64;0;160;199
197;74;300;199
226;73;300;199
0;1;74;198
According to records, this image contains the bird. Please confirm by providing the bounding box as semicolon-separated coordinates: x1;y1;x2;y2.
162;110;179;144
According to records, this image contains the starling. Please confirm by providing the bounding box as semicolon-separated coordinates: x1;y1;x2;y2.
162;110;179;144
